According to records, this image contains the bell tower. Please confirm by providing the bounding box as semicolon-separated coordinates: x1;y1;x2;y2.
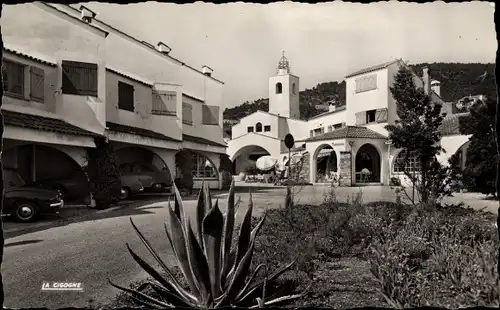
268;51;300;119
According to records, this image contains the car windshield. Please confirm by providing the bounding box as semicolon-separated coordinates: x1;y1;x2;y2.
5;169;26;187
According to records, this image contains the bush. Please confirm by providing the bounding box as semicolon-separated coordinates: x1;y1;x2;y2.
220;170;232;189
174;150;193;194
367;205;499;308
219;153;233;174
244;162;259;175
84;137;121;209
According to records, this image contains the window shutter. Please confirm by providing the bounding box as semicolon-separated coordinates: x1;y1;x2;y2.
30;66;45;102
309;130;313;137
118;81;135;112
375;108;388;123
355;112;366;125
182;103;193;124
61;61;98;96
202;105;219;125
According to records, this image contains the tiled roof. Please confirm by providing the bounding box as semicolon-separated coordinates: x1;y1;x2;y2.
3;46;57;67
2;109;100;137
439;112;469;136
345;59;401;78
106;122;181;142
182;134;227;148
106;67;154;86
305;126;387;142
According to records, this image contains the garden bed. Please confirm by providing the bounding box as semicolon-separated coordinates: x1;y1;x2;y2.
107;189;498;309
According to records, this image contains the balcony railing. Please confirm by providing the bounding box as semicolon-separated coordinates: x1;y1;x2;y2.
152;90;176;116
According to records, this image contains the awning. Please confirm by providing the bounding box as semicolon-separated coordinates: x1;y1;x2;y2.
317;148;334;158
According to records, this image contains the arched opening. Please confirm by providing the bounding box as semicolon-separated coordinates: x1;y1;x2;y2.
292;83;296;95
255;122;263;132
355;143;381;183
314;145;337;183
232;145;271;175
192;152;218;179
452;141;470;171
2;144;89;203
276;83;283;94
116;146;173;191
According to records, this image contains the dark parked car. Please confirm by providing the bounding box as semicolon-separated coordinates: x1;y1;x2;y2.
119;175;145;200
3;168;64;223
33;172;89;201
119;163;172;193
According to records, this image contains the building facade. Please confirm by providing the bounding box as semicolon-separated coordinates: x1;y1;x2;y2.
1;3;226;194
227;55;472;187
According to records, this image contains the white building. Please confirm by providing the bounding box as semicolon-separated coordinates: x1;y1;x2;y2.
227;55;472;186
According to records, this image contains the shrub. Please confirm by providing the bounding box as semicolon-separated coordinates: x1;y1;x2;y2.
220;170;232;190
219;153;233;174
175;150;194;194
367;205;499;308
244;162;259;175
84;137;121;209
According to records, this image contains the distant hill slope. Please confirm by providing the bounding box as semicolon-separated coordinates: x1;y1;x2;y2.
223;62;496;122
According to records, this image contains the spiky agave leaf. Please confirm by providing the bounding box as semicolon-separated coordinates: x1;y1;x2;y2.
195;182;207;249
221;179;236;280
125;243;193;307
129;218;196;303
235;256;299;304
202;199;224;299
108;279;175;309
165;203;201;298
235;192;254;269
186;220;212;305
172;182;187;225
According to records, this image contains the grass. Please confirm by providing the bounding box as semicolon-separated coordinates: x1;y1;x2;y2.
106;185;499;309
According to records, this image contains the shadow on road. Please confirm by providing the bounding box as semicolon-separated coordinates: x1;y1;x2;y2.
3;186;275;240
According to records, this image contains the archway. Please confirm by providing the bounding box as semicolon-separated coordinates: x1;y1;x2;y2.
232;145;271;175
355;143;381;183
453;141;470;171
115;146;173;189
2;143;89;202
313;144;338;183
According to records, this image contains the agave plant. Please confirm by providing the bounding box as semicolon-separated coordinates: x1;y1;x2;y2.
109;179;305;309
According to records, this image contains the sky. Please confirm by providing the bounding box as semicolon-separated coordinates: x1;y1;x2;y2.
82;1;496;109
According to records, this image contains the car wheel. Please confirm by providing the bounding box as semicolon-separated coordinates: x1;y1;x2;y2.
12;200;40;223
120;187;131;200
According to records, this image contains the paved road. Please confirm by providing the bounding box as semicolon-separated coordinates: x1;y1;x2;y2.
2;184;497;308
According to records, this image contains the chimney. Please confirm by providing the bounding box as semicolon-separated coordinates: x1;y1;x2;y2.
422;67;430;95
156;42;172;55
80;5;96;23
202;65;213;77
430;80;441;97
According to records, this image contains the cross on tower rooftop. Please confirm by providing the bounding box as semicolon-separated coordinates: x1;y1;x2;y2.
277;50;291;75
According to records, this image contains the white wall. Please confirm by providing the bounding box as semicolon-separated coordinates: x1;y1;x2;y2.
1;3;108;135
268;74;300;119
231;112;280;140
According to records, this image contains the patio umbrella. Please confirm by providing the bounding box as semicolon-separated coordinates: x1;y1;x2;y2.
256;156;279;171
285;153;303;166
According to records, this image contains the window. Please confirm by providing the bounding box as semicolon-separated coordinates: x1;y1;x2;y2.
333;123;344;130
393;150;421;174
62;60;98;96
202;105;219;125
192;153;217;179
313;127;324;136
264;125;271;132
276;82;282;94
247;126;254;133
256;122;263;132
355;74;377;93
152;90;176;115
327;125;333;132
292;83;296;95
30;66;45;102
2;60;25;96
366;110;376;123
118;81;135;112
182;102;193;125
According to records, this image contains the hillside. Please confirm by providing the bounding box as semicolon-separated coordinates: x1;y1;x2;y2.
223;62;496;121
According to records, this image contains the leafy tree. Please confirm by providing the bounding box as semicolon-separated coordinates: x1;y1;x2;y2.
459;97;498;196
385;65;452;205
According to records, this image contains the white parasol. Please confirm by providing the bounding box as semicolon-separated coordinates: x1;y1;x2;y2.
256;156;279;171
